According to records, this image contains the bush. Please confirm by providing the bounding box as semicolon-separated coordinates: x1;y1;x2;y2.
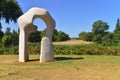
2;36;12;47
0;46;18;55
54;44;120;55
1;43;120;56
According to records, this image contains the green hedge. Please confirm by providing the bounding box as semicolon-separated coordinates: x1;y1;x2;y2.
0;46;18;55
0;43;120;55
54;44;120;55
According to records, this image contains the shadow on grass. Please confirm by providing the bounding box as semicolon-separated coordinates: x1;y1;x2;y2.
54;56;84;61
28;57;84;62
28;59;39;62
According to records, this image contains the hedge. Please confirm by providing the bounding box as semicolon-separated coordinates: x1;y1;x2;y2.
0;44;120;55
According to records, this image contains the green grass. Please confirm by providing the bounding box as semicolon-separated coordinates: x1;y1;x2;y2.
0;55;120;80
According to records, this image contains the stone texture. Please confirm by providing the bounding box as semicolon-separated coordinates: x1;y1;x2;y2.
40;37;54;63
18;7;55;62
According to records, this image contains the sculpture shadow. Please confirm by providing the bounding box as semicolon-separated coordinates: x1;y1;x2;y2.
27;57;84;62
28;59;39;62
54;56;84;61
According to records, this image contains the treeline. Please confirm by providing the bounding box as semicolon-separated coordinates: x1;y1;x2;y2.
28;29;70;43
78;18;120;46
0;27;70;47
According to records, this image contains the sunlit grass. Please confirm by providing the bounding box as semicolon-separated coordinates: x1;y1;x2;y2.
0;55;120;80
53;39;93;45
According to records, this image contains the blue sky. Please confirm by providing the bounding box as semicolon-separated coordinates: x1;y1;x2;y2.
2;0;120;37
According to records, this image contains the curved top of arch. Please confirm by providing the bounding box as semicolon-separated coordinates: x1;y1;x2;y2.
18;7;56;29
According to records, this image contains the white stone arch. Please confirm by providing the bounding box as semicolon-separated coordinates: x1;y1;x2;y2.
18;7;56;63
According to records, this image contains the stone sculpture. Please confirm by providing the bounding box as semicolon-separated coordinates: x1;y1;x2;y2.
18;7;55;63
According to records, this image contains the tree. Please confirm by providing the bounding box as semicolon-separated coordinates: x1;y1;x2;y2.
0;28;3;41
78;32;87;40
78;32;93;41
41;29;46;38
11;29;19;45
92;20;109;35
0;0;22;27
57;31;70;41
92;20;109;43
113;18;120;44
28;31;41;43
101;32;115;46
114;18;120;33
93;34;102;43
52;29;58;41
40;28;70;42
2;27;12;46
2;35;12;47
4;27;11;36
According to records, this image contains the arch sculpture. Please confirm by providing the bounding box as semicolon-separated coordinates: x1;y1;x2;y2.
18;7;56;63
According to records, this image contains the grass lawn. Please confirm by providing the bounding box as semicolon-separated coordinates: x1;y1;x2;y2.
0;55;120;80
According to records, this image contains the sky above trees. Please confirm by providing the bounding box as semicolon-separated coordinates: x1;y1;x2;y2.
2;0;120;37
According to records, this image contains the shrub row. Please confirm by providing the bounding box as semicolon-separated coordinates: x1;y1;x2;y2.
54;44;120;55
0;46;18;55
0;44;120;55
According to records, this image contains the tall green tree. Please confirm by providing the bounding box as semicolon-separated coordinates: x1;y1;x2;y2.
92;20;109;43
0;27;3;41
113;18;120;45
92;20;109;35
0;0;22;27
114;18;120;33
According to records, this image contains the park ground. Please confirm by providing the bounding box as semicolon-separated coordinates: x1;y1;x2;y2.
53;39;92;45
0;55;120;80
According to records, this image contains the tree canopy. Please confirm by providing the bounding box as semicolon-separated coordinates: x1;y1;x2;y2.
92;20;109;35
78;19;120;46
0;0;23;27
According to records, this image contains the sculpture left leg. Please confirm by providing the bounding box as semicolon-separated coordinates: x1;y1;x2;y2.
19;28;29;62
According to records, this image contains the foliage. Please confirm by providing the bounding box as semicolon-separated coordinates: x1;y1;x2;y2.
1;27;19;46
0;45;18;54
0;29;3;41
28;43;40;54
114;18;120;33
78;20;120;46
101;32;116;46
0;0;23;24
4;27;11;36
26;44;120;56
92;20;109;35
41;29;46;38
1;42;120;55
52;29;58;41
40;29;70;42
2;35;12;47
56;31;70;42
11;29;19;45
92;20;109;43
28;31;41;43
78;32;93;41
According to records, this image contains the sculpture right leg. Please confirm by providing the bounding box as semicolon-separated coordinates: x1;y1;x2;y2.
40;37;54;63
19;29;29;62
